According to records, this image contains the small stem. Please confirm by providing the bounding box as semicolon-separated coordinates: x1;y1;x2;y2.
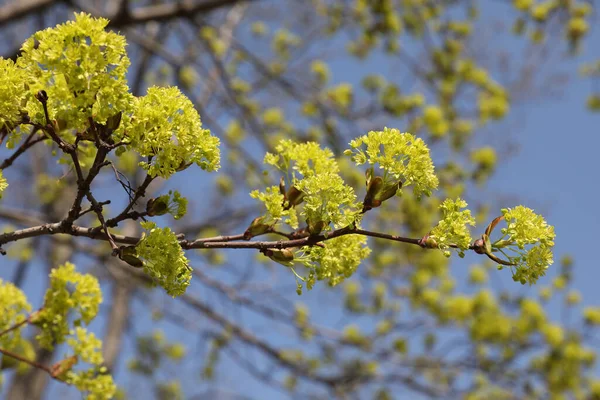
78;200;111;219
37;91;51;126
108;174;154;224
85;191;118;251
195;233;247;243
353;228;421;245
497;247;512;261
0;127;48;170
69;150;86;186
289;267;305;282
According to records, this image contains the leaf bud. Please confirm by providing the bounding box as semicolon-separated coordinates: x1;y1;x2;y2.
106;111;122;131
264;248;295;265
376;180;402;203
307;219;326;235
418;234;438;249
35;90;48;103
286;186;305;207
146;197;169;216
50;355;78;379
363;176;384;211
279;176;286;196
244;216;271;239
119;246;144;268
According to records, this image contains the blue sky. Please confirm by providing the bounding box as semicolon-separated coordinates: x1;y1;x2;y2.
1;2;600;399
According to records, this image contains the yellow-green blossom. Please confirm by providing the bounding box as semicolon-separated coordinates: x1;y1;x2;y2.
147;190;187;220
262;108;285;126
65;368;116;400
260;139;358;233
295;172;359;232
501;206;555;249
0;58;29;132
583;307;600;325
264;139;338;179
0;279;31;348
127;86;220;178
250;186;298;228
346;128;438;197
493;206;556;285
429;198;475;257
136;221;191;297
326;83;353;109
512;244;553;285
17;13;133;133
310;60;330;83
301;234;371;288
67;327;104;366
35;263;102;349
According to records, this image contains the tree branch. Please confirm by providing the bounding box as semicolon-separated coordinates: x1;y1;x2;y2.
0;347;53;376
105;0;256;28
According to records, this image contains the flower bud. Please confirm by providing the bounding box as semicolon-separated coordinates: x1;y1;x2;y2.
286;186;305;207
376;180;402;203
473;237;486;254
106;111;122;131
363;176;402;211
50;355;78;379
264;248;294;266
119;246;144;268
307;219;326;235
363;176;384;211
279;176;286;196
146;197;169;216
418;234;438;249
244;216;271;239
35;90;48;103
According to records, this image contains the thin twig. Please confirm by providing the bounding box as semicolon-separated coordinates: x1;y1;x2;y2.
0;317;30;338
0;347;53;375
77;200;111;219
85;191;118;251
0;129;48;170
108;174;154;225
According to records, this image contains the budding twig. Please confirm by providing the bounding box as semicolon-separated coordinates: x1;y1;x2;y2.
0;347;53;376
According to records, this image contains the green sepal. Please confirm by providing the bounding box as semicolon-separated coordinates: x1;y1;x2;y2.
363;175;401;210
365;166;374;187
279;176;286;196
119;246;144;268
244;216;272;239
106;111;122;131
482;234;492;255
375;180;402;203
146;197;169;216
265;248;295;266
307;218;326;235
363;176;384;210
286;186;305;207
50;355;78;379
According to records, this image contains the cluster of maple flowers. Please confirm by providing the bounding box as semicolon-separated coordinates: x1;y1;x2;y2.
0;13;556;398
251;128;554;293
